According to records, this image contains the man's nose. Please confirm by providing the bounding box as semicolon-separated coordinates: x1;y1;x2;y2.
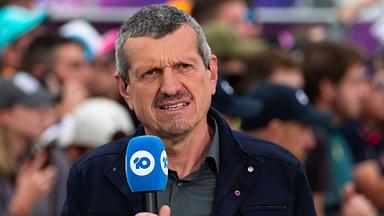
159;68;182;96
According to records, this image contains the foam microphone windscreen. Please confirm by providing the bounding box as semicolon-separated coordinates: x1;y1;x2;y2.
125;135;168;192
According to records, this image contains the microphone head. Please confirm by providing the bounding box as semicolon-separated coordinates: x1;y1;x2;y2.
125;135;168;192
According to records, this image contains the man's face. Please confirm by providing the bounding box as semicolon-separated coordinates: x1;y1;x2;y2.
270;68;304;89
54;43;93;88
363;70;384;122
279;121;315;162
0;105;53;139
119;25;218;138
334;64;367;119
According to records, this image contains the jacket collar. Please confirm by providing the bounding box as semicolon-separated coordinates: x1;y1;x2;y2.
209;108;264;215
103;107;264;214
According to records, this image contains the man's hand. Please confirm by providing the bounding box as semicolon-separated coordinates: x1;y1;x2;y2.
341;183;378;216
135;205;171;216
9;150;57;216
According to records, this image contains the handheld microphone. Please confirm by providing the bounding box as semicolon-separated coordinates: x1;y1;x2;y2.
125;135;168;213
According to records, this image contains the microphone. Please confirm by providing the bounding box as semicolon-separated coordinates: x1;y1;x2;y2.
125;135;168;213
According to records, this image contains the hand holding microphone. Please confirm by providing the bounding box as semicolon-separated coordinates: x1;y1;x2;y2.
125;135;170;215
135;205;171;216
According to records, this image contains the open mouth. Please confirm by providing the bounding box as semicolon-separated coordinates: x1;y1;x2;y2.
159;102;190;110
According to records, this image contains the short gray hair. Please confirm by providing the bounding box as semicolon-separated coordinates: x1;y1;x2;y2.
115;4;212;82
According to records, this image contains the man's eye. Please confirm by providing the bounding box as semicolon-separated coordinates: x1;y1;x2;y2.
175;64;192;71
142;69;161;78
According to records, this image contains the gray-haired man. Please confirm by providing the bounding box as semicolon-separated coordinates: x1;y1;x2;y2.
61;5;316;216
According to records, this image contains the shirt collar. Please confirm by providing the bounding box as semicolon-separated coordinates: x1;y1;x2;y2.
206;116;220;173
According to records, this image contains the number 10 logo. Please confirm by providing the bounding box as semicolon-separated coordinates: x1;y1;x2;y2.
130;151;155;176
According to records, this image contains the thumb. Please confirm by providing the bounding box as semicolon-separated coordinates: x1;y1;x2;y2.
159;205;171;216
343;182;355;202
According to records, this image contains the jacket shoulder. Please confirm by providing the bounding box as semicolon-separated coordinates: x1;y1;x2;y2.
74;137;128;169
233;131;300;168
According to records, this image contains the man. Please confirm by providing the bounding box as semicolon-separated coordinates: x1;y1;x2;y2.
22;34;91;118
62;5;315;216
341;57;384;211
241;82;320;163
246;49;304;89
240;82;328;216
303;41;378;215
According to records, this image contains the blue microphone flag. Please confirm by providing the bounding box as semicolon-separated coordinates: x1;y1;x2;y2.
125;135;168;192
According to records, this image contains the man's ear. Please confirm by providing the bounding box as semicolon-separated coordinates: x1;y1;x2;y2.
208;54;219;95
114;72;134;110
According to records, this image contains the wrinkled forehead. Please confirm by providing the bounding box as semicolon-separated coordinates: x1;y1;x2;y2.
123;26;202;67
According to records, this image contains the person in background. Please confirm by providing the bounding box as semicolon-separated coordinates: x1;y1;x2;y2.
192;0;266;94
21;33;91;118
192;0;262;41
211;79;262;129
0;72;69;216
241;82;322;164
62;5;316;215
58;97;135;162
303;41;378;215
0;5;47;78
203;23;264;94
240;82;329;215
90;29;121;100
246;48;304;90
90;29;141;127
341;53;384;211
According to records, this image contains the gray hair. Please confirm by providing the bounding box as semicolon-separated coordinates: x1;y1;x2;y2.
115;4;212;82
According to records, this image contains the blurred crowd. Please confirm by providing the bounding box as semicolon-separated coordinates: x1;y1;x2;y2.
1;0;384;215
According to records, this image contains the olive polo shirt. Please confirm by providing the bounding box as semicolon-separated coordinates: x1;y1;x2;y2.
157;118;219;216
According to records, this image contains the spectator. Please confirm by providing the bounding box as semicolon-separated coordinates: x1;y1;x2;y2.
204;22;265;94
246;48;304;90
212;79;262;129
0;72;69;216
21;34;91;118
58;97;135;162
341;54;384;210
0;5;47;78
303;41;378;215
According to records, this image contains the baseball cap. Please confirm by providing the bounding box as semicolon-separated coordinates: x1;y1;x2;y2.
0;72;58;110
240;82;330;130
59;19;102;60
58;98;135;148
0;6;48;54
204;22;266;59
212;79;262;118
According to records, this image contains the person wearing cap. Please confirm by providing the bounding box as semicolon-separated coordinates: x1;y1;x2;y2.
58;97;135;162
0;72;70;216
212;79;262;129
62;5;315;216
0;5;47;78
241;82;324;163
240;82;325;215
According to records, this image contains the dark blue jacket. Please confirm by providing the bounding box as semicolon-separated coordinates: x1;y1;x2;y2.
61;108;316;215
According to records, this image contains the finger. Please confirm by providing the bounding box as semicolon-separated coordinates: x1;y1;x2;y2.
40;166;57;181
342;182;355;202
30;150;48;171
159;205;171;216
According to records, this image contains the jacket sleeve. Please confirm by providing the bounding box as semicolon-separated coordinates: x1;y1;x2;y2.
293;164;317;216
61;162;84;216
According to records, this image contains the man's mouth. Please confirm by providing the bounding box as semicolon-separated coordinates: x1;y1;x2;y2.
159;102;190;110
